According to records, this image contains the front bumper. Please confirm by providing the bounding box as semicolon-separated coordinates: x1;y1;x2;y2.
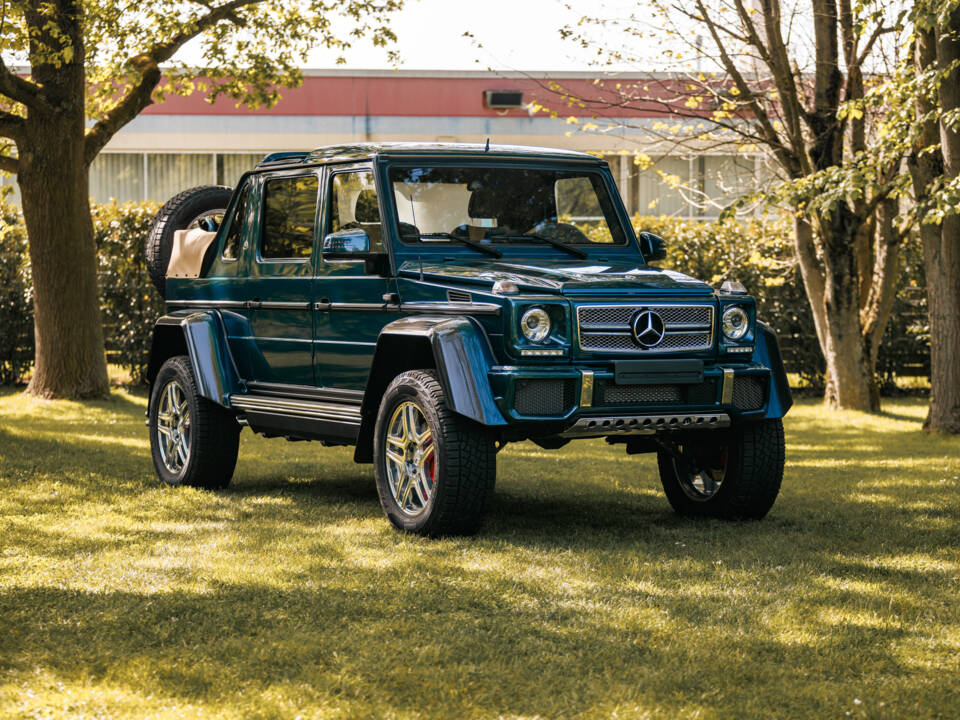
487;363;772;434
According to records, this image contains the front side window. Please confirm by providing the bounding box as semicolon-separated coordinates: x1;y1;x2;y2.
221;182;249;260
389;165;628;248
260;174;318;259
329;171;385;252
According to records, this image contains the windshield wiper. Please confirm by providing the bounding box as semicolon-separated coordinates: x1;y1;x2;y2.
402;231;502;259
497;234;588;259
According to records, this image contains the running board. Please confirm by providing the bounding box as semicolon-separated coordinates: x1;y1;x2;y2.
230;394;362;426
561;412;731;438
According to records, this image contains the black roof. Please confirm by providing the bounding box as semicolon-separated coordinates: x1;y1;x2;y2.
257;142;604;169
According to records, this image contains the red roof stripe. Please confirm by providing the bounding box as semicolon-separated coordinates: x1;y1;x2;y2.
143;76;675;118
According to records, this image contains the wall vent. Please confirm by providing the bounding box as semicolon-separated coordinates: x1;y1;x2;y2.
484;90;524;109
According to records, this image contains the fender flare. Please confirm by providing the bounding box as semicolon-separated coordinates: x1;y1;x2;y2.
362;315;506;425
753;321;793;419
354;315;506;463
147;311;240;407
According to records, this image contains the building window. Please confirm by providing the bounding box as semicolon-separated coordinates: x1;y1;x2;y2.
217;154;264;188
89;153;144;203
637;156;689;216
147;154;216;202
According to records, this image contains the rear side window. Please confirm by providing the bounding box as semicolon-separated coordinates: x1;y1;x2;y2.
221;182;249;260
261;174;319;259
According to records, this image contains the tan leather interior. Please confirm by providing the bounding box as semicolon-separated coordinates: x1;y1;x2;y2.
468;225;487;243
167;228;218;278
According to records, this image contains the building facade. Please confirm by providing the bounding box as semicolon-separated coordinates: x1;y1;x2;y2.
2;70;760;217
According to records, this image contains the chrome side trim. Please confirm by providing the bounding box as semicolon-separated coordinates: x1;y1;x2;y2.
167;300;246;309
169;299;501;316
230;395;362;425
327;302;394;312
166;300;312;311
561;412;731;437
721;368;735;404
579;370;594;408
258;301;312;310
400;302;501;316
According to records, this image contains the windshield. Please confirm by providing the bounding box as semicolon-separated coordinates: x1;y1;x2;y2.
388;165;629;249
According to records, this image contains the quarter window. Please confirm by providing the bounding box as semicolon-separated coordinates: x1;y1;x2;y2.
221;182;249;261
329;171;384;252
261;174;319;259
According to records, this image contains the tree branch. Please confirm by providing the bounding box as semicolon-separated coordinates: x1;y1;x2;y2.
693;0;803;176
0;152;18;174
84;0;262;164
0;56;48;111
0;110;24;141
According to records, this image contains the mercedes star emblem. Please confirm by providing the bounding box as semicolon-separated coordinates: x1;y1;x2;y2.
631;310;666;348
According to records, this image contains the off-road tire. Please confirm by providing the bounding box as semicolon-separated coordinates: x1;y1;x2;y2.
657;418;784;519
145;185;233;297
373;370;497;536
149;355;240;490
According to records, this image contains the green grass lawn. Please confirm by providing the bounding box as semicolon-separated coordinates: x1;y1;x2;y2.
1;389;958;719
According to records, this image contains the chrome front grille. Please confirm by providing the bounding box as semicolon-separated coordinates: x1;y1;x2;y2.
576;304;714;354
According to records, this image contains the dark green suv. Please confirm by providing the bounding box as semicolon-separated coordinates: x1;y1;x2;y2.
145;142;791;535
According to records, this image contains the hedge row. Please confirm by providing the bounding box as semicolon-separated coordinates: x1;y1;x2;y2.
0;203;929;389
633;213;929;391
0;202;162;385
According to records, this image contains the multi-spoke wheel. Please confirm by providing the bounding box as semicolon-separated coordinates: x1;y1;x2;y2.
657;419;785;519
374;370;496;536
384;401;437;518
155;379;191;474
149;355;240;489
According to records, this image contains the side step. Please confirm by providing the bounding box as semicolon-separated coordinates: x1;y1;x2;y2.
230;394;362;442
561;412;730;438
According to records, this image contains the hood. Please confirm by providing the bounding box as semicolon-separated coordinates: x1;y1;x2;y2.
397;258;714;296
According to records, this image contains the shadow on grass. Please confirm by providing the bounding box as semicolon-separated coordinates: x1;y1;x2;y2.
2;395;959;717
0;560;945;719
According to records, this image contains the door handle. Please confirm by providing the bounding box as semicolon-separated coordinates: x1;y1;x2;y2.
243;299;262;309
314;298;331;311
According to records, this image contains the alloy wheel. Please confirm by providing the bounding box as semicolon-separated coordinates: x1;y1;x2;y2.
156;380;191;474
672;444;728;502
384;401;436;517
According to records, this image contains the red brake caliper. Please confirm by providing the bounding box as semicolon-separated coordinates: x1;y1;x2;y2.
424;437;436;485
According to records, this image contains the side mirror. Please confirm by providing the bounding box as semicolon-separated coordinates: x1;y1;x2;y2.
322;228;372;260
638;231;666;262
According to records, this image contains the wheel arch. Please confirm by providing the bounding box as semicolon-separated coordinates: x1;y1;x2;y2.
147;311;241;409
753;321;793;419
354;315;506;463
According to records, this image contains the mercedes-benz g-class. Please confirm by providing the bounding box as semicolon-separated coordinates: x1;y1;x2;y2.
145;142;791;535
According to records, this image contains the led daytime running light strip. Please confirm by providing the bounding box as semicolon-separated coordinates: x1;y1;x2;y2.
520;348;565;357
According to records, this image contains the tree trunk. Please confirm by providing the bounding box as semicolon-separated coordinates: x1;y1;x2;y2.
17;5;108;400
821;244;876;411
18;122;108;399
926;14;960;433
794;213;877;411
923;218;960;433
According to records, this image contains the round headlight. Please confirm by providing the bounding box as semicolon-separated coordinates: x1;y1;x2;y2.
722;306;749;340
520;307;551;343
